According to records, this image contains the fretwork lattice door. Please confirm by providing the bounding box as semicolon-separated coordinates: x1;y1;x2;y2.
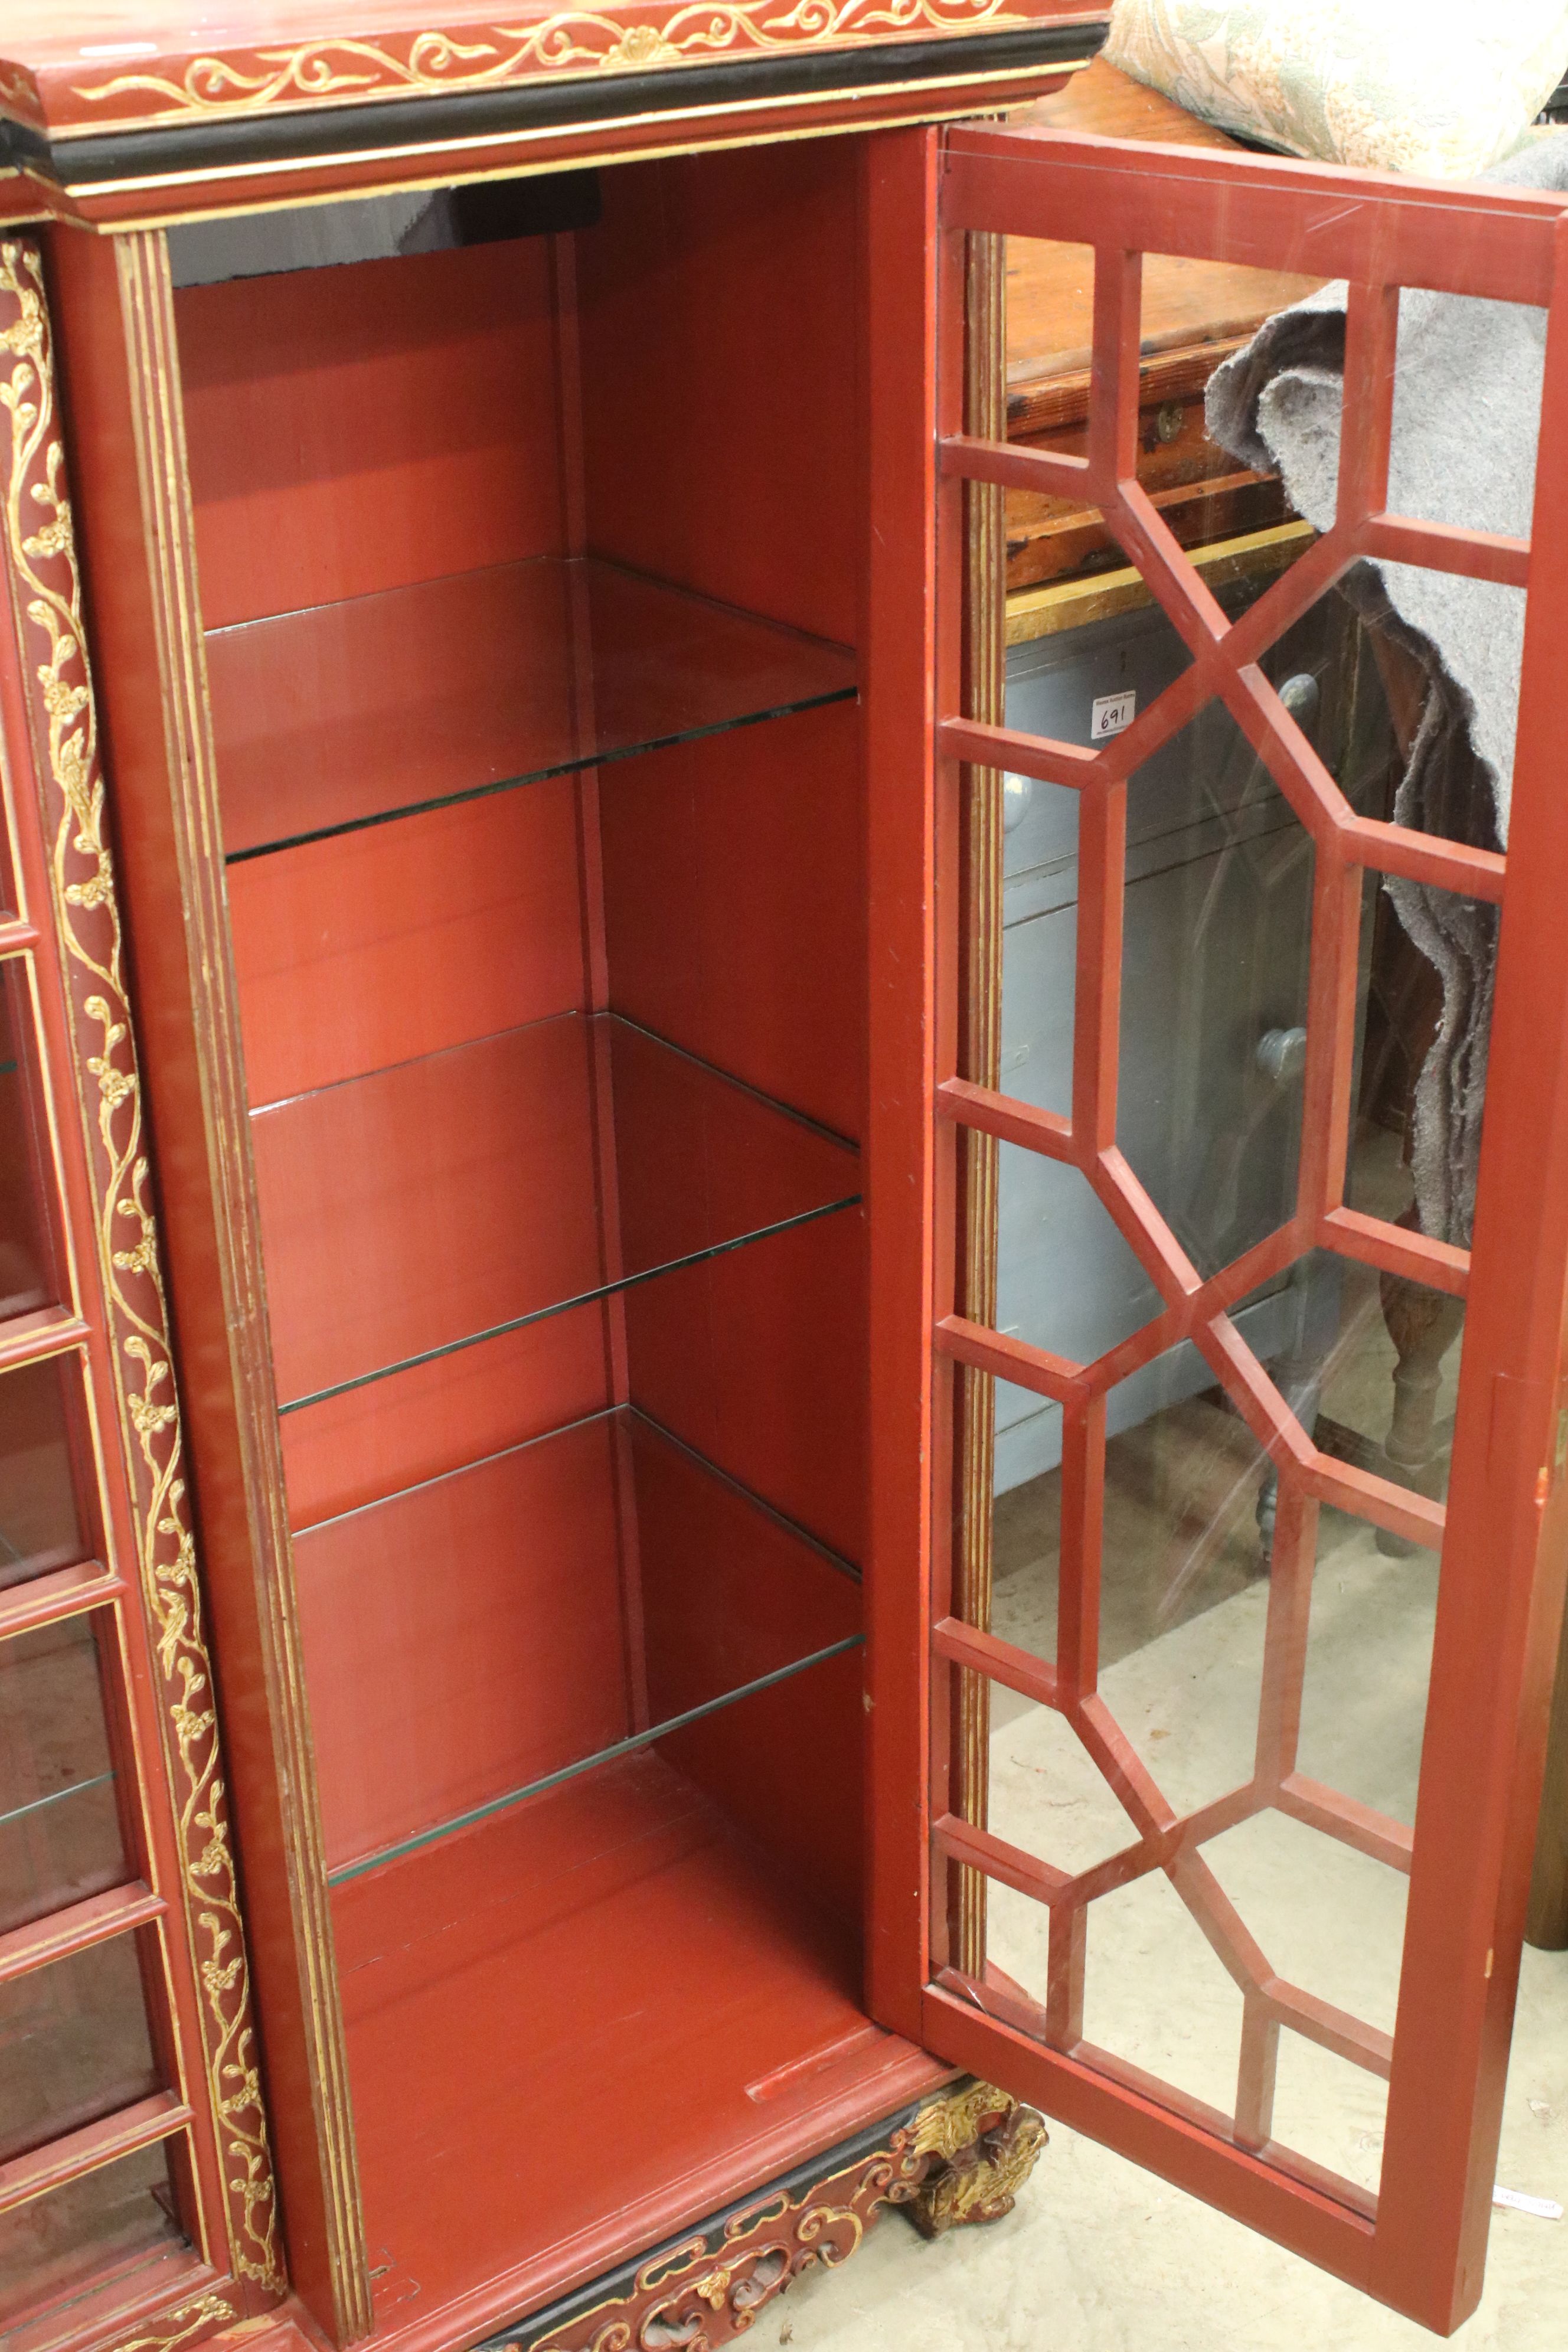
867;122;1568;2335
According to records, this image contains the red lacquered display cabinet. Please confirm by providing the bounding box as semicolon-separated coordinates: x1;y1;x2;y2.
1;10;1566;2351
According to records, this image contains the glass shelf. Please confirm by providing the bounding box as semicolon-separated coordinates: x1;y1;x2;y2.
305;1405;863;1886
207;554;858;863
250;1011;860;1413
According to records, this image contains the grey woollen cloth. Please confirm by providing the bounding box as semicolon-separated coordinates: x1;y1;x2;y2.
1205;138;1568;1247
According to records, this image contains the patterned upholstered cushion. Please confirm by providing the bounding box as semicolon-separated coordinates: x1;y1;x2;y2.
1103;0;1568;177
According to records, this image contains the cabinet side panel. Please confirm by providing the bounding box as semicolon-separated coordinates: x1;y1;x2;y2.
863;126;944;2043
576;143;861;645
44;221;372;2345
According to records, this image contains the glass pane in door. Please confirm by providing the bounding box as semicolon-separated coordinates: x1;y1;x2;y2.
0;1612;130;1933
941;159;1530;2235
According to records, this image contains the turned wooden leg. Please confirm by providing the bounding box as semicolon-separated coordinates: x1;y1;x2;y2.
1375;1269;1465;1557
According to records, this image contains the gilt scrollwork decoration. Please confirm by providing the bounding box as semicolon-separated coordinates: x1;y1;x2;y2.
528;2078;1046;2348
115;2295;241;2352
0;237;283;2295
70;1;1030;125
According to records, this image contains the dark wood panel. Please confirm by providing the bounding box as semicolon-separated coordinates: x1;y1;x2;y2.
295;1416;631;1871
227;779;589;1108
175;237;567;626
280;1306;615;1535
623;1212;867;1569
599;705;865;1145
45;221;366;2333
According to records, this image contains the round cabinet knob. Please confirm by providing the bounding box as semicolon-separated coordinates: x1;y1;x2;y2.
1278;672;1320;731
1002;772;1034;834
1256;1025;1308;1087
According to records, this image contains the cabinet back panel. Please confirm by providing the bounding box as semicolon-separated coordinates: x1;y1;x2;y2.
295;1415;631;1871
599;707;865;1146
624;1213;866;1569
280;1308;616;1534
228;780;590;1108
578;146;869;1945
634;1426;863;1925
175;237;568;628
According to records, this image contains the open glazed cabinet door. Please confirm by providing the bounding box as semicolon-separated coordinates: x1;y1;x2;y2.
865;121;1568;2334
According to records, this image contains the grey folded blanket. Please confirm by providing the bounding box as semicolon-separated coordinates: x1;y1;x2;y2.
1206;137;1567;1247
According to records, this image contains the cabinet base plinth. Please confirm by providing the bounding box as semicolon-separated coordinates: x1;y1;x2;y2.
505;2079;1046;2351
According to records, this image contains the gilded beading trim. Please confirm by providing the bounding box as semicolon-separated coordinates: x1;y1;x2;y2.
68;2;1029;129
955;228;1007;1978
0;237;282;2294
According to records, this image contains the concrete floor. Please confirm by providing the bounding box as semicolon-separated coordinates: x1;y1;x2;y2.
769;1338;1567;2350
774;1944;1565;2350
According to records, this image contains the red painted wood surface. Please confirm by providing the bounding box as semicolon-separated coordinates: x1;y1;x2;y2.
622;1211;867;1567
597;707;865;1145
0;237;269;2322
332;1755;870;2335
633;1416;863;1920
295;1416;631;1871
249;1016;603;1408
0;963;55;1319
226;781;588;1108
577;145;862;646
175;238;569;626
47;215;353;2335
164;138;884;2335
863;125;945;2047
279;1308;614;1534
907;120;1568;2333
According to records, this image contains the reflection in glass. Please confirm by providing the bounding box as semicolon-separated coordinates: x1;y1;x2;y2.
994;1143;1157;1377
0;2139;185;2328
1;1613;128;1935
1271;2030;1389;2202
1082;1867;1246;2121
0;1354;92;1592
1236;1249;1464;1530
978;175;1530;2226
1115;694;1315;1280
1350;865;1495;1261
209;556;857;863
1295;1509;1436;1828
989;1377;1062;1670
0;961;55;1321
0;1933;162;2164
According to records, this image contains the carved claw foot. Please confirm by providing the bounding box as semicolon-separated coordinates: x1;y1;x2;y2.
903;2082;1048;2240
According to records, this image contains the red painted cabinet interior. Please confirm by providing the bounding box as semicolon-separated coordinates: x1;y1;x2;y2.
165;143;910;2345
